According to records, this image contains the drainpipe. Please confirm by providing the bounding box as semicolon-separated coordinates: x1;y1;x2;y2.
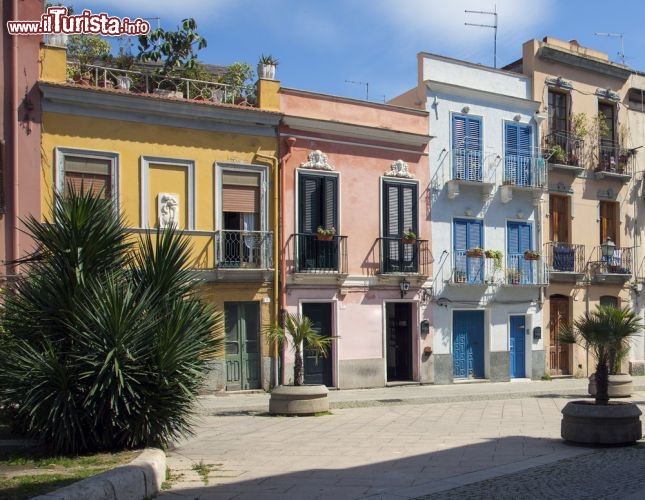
254;146;280;388
9;0;20;276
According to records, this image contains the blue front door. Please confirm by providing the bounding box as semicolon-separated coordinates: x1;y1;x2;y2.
510;315;526;378
453;311;485;379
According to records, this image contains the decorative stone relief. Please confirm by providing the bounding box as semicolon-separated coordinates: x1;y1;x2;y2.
158;193;179;228
384;159;414;178
597;188;616;200
549;182;573;194
301;150;333;171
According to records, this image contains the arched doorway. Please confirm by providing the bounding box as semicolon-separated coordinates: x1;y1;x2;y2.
549;294;571;375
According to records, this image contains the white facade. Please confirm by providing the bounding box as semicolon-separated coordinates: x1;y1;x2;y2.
421;53;546;383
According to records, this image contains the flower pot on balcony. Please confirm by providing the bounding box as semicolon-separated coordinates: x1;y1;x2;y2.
317;235;333;241
401;237;416;244
466;248;484;258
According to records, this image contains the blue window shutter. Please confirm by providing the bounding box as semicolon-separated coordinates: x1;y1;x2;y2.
507;222;520;254
519;223;531;252
454;220;467;251
467;117;482;152
518;124;531;157
505;123;518;157
468;220;482;248
453;115;466;150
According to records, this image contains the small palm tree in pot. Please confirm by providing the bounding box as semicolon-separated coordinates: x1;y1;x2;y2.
559;305;643;444
266;313;334;415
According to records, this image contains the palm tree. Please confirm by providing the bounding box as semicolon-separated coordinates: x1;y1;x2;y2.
559;305;641;405
266;313;332;386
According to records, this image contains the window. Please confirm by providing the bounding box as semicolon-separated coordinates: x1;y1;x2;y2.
600;295;619;308
56;148;118;200
382;180;418;273
549;195;569;243
453;218;483;283
507;221;533;284
628;88;645;112
504;122;532;186
548;90;568;135
298;172;338;271
452;114;482;181
598;102;616;144
599;201;618;245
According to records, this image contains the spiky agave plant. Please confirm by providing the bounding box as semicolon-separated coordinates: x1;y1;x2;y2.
559;305;641;405
266;313;332;386
0;187;222;454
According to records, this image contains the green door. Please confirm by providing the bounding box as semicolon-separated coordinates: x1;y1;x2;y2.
225;302;260;391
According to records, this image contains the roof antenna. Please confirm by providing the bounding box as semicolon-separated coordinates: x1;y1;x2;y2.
345;80;369;101
465;4;498;68
594;32;626;65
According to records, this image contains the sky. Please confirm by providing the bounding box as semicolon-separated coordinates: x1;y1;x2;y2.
58;0;645;102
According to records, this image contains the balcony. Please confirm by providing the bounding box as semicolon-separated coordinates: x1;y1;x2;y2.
69;63;256;106
215;230;273;269
501;253;548;286
378;237;431;276
500;155;547;204
447;149;495;201
544;242;585;283
595;141;634;181
294;233;348;274
543;132;585;175
590;246;633;284
451;252;488;285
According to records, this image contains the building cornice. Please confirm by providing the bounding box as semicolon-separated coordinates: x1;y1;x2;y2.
424;80;541;112
537;46;631;80
39;82;281;136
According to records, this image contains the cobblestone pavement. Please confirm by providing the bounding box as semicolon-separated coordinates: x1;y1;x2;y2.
418;445;645;500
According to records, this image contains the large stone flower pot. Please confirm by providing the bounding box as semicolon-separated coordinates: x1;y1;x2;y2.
588;373;633;398
269;385;329;415
561;400;642;445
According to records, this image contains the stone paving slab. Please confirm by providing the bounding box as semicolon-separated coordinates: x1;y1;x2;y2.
159;379;645;499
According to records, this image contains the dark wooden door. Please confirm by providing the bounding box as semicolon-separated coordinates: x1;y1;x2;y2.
303;303;333;386
549;296;570;376
386;303;413;381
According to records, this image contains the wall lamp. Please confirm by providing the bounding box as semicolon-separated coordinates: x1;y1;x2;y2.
400;278;410;298
601;237;616;258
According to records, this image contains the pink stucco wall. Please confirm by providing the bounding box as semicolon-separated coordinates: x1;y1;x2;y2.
1;0;43;273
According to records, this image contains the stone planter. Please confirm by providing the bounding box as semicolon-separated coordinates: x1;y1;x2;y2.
269;385;329;416
588;373;633;398
561;400;642;445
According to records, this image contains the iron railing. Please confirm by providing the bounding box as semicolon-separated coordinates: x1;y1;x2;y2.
452;251;485;284
505;253;548;285
215;230;273;269
452;149;483;182
502;155;547;188
294;233;348;274
543;131;584;167
592;246;633;276
378;237;430;275
544;242;585;275
597;140;634;177
69;63;255;105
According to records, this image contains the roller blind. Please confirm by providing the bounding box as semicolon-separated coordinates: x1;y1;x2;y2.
222;172;260;213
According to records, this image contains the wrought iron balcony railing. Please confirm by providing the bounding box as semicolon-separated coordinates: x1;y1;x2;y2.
543;131;584;168
378;237;430;275
452;149;483;182
504;253;548;285
597;141;634;177
544;242;585;275
502;155;547;189
592;246;633;276
68;63;255;105
294;233;348;274
215;230;273;269
452;251;486;284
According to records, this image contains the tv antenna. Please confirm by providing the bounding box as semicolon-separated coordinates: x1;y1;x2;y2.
594;32;625;65
465;5;498;68
345;80;369;101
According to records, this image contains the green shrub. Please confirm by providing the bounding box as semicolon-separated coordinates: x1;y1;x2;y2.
0;188;223;454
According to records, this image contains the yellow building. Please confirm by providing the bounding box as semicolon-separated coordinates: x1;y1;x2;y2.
39;46;281;391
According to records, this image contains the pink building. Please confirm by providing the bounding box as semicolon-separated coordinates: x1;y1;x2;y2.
1;0;44;276
279;88;431;388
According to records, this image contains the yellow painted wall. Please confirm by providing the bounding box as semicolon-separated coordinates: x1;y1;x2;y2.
41;111;277;270
40;46;67;83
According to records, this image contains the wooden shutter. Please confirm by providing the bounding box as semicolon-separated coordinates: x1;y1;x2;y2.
468;219;482;249
383;181;417;238
454;219;468;252
467;117;482;152
384;182;399;238
222;172;260;213
322;176;338;230
64;156;111;199
299;173;337;234
550;195;569;243
600;201;618;244
453;115;466;150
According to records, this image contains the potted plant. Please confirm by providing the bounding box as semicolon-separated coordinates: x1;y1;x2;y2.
66;33;111;84
506;269;521;285
466;247;484;258
401;228;417;244
484;249;503;270
317;226;336;241
523;250;541;261
266;313;334;415
548;144;566;164
559;305;643;445
258;54;279;80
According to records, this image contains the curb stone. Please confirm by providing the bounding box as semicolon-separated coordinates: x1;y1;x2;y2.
32;448;166;500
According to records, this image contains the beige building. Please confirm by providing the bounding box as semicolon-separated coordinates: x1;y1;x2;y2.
507;37;642;377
